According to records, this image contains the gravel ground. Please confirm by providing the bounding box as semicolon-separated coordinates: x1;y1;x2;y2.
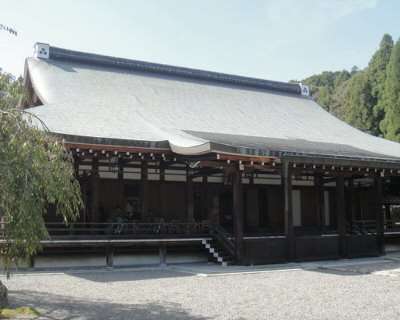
2;257;400;320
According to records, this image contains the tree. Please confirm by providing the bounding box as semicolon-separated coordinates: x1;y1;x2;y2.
368;34;394;133
300;70;351;113
0;70;82;273
342;71;376;134
380;38;400;141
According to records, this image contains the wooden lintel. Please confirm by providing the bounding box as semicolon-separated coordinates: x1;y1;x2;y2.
284;155;400;171
65;142;170;155
217;153;276;163
199;160;227;169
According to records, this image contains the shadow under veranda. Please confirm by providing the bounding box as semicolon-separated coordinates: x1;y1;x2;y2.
308;257;400;277
8;289;211;320
64;267;193;283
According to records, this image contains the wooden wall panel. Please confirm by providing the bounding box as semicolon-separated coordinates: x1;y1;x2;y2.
267;186;284;232
300;188;318;227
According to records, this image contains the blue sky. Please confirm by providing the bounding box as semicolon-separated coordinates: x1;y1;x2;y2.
1;0;399;81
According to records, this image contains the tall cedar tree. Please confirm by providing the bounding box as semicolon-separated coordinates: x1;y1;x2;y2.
380;38;400;141
369;34;394;132
300;34;394;137
342;71;376;134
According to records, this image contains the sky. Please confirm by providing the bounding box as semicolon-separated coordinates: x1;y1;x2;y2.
1;0;400;82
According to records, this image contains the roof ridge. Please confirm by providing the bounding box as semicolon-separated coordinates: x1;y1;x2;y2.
34;42;303;95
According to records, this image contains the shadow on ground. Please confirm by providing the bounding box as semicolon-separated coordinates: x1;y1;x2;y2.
66;268;191;283
9;290;209;320
310;257;400;277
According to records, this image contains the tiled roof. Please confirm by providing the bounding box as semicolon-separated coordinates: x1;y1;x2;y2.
24;43;400;163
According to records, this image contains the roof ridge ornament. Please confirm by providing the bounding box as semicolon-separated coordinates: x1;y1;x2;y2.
34;43;50;59
299;83;310;97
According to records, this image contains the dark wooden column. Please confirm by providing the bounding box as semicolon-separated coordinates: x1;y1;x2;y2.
314;174;324;233
159;160;166;218
159;244;167;266
336;175;346;257
186;166;194;222
91;158;99;223
106;246;114;268
282;161;295;260
159;160;165;182
117;158;124;180
73;155;79;178
232;166;244;263
348;178;354;234
375;176;384;255
385;205;391;229
201;176;208;220
141;160;148;220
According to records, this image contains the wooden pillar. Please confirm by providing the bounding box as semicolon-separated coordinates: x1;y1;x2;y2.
117;158;123;180
201;176;208;220
232;166;244;263
186;166;194;222
159;160;165;182
315;174;324;233
141;160;148;220
28;256;35;269
348;178;354;234
91;158;99;223
73;155;79;178
375;176;384;255
159;244;167;266
385;205;391;229
106;246;114;268
282;161;295;260
336;175;346;257
159;160;166;218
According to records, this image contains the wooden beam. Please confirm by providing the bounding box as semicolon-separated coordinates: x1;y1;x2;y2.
232;166;244;263
285;155;400;170
65;142;170;155
336;175;346;257
217;153;276;163
282;160;295;260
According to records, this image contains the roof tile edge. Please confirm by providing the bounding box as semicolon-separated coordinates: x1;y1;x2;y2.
34;42;302;95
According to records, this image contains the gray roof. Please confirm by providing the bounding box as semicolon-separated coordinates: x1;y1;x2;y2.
24;43;400;163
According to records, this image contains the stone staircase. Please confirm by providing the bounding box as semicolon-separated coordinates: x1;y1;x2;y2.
201;239;234;267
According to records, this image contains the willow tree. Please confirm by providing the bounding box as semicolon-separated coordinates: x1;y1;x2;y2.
0;70;82;272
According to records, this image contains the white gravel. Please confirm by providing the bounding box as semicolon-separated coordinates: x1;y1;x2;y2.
2;258;400;320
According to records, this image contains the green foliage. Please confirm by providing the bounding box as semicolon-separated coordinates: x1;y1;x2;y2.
300;70;351;112
380;38;400;141
299;34;399;139
369;34;394;130
0;306;40;318
0;69;82;274
342;71;376;134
